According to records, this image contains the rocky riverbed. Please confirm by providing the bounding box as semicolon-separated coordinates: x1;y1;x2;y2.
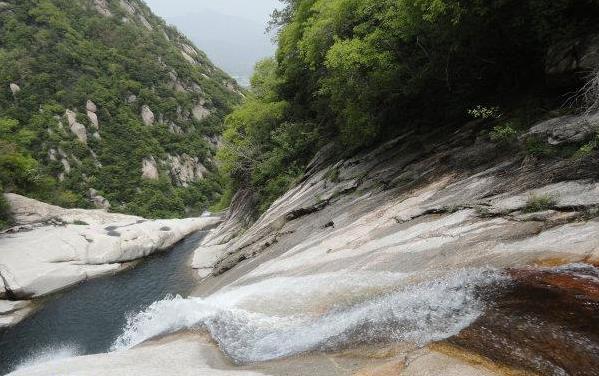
8;111;599;375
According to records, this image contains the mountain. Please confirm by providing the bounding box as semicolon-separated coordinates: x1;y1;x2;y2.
168;10;276;87
0;0;242;225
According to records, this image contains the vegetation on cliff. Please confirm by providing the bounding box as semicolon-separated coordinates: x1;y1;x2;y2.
0;0;241;225
219;0;599;213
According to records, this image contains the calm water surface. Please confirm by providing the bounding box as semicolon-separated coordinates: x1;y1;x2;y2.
0;230;209;374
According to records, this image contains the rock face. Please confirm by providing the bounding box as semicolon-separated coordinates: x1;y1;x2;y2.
167;154;208;187
9;83;20;95
192;103;211;122
93;0;112;17
141;105;155;126
65;110;87;144
141;157;159;180
89;188;110;209
0;193;221;326
546;34;599;87
525;110;599;145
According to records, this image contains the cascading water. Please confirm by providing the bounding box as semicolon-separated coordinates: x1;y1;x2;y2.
112;268;508;363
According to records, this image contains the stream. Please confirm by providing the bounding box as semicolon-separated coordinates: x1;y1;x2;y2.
0;230;210;375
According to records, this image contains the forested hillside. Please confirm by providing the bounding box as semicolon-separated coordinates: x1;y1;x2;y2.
0;0;242;228
219;0;599;213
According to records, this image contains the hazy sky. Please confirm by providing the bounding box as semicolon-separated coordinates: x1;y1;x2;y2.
144;0;282;85
144;0;281;25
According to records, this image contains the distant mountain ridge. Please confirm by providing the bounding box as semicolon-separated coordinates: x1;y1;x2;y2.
0;0;242;224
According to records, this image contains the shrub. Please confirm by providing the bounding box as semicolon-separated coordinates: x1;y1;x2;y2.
490;123;518;145
523;194;558;213
468;106;501;120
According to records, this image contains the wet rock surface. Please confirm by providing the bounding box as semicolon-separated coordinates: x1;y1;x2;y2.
450;264;599;376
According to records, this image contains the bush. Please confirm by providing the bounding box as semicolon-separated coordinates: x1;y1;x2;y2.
523;194;558;213
0;191;11;230
490;123;518;145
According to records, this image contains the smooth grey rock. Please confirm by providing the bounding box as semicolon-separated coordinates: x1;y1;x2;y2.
141;157;159;180
65;110;87;144
0;300;35;329
87;111;99;128
525;111;599;145
86;100;97;113
141;105;155;126
9;83;20;95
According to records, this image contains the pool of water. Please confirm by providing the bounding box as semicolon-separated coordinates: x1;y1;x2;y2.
0;230;210;375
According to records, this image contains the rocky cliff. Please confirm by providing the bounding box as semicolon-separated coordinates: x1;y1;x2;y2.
0;0;241;220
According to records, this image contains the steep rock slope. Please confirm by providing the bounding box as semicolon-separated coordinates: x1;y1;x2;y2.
0;0;242;220
185;111;599;375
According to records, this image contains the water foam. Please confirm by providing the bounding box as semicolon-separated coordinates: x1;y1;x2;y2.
16;344;82;370
112;268;506;363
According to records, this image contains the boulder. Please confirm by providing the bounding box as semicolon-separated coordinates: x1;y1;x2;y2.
141;157;159;180
87;111;99;128
166;154;208;187
192;103;211;121
181;51;195;64
0;300;35;329
65;110;87;144
89;189;110;210
524;111;599;145
141;105;155;125
86;100;97;113
127;94;137;104
61;159;71;174
9;83;20;95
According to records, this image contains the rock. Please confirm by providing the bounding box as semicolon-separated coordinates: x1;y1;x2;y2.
168;123;184;135
546;34;599;87
127;94;137;104
192;103;211;121
141;105;155;125
8;333;262;376
119;0;135;15
88;189;110;210
65;110;87;144
9;83;20;95
48;149;58;161
166;154;208;187
181;51;195;64
0;194;221;299
141;157;159;180
0;300;35;329
61;158;71;174
180;44;197;57
524;111;599;145
137;14;153;30
93;0;112;17
87;111;99;128
86;100;97;113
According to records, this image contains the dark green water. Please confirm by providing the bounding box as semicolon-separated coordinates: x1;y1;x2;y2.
0;230;209;375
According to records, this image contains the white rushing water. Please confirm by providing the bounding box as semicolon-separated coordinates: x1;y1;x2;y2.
112;268;508;363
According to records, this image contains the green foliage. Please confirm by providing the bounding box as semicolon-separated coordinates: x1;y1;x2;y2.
218;0;599;212
523;194;558;213
0;0;241;218
490;123;518;145
468;106;501;120
0;191;11;230
573;134;599;159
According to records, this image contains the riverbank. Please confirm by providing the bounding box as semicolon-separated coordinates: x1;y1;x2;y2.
0;194;221;329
